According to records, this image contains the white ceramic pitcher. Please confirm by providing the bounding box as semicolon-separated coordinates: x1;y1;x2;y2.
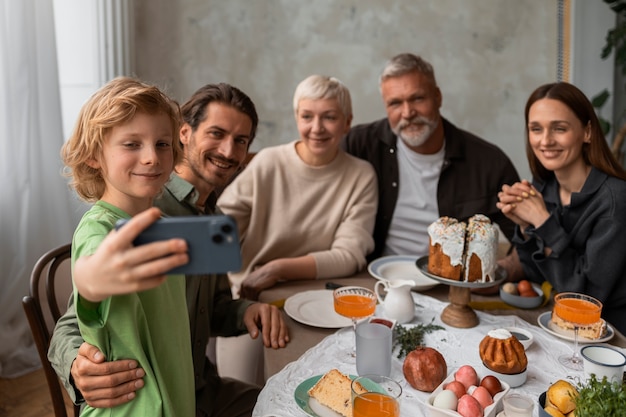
374;279;415;324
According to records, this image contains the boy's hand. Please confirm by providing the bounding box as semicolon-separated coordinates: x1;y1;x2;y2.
74;207;189;302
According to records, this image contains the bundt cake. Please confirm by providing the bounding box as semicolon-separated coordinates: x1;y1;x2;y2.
479;329;527;374
427;214;498;282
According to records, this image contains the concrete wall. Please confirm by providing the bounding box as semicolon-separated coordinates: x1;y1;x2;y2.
133;0;567;180
53;1;615;180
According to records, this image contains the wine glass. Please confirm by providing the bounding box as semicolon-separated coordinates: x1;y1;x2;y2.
553;292;603;370
352;375;402;417
333;286;377;356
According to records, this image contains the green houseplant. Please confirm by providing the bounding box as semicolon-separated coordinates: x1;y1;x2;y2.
594;0;626;162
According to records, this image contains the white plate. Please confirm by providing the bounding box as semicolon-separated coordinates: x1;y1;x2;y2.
294;374;383;417
368;255;439;291
284;290;352;328
536;311;614;343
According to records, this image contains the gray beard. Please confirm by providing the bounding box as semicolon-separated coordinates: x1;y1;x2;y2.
393;117;438;148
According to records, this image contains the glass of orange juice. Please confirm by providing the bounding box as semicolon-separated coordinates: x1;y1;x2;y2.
351;375;401;417
553;292;603;370
333;286;377;356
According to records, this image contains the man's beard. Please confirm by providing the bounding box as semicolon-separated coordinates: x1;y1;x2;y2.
185;138;235;190
392;116;438;148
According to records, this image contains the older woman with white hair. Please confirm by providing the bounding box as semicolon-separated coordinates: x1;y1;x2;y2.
219;74;378;300
215;75;378;384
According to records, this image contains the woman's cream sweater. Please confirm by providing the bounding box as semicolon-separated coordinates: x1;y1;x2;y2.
218;141;378;290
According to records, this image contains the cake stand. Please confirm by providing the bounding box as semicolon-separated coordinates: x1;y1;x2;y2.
415;256;507;328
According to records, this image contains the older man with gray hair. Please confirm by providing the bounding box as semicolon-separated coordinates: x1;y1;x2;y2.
342;53;520;261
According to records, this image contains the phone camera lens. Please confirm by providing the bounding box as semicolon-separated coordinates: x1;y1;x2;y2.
212;234;224;244
221;224;232;234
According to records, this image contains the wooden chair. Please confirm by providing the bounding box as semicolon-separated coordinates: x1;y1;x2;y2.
22;243;80;417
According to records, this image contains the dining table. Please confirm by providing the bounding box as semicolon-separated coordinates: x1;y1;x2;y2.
253;262;626;417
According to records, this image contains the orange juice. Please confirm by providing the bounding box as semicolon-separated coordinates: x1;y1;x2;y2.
554;297;601;325
334;294;376;319
353;392;399;417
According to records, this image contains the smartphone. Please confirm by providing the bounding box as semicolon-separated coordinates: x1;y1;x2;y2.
115;215;241;275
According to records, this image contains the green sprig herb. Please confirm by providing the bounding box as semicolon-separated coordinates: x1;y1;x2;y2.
574;375;626;417
393;321;444;359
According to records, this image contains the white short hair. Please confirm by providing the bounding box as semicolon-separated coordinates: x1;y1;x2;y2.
293;75;352;118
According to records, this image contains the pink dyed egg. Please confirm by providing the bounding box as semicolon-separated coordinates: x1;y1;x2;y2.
471;385;494;409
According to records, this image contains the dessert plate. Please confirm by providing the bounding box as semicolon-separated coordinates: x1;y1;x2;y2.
294;374;383;417
284;290;352;328
537;311;614;343
368;255;439;291
415;256;507;288
294;374;346;417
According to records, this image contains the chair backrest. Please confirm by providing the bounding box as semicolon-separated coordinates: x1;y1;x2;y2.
22;243;81;417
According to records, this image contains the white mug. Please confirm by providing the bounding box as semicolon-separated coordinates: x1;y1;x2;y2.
580;345;626;383
356;322;392;376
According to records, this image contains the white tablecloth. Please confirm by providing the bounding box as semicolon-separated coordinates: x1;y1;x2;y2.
253;291;625;417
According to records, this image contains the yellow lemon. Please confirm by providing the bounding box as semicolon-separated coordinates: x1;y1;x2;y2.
547;380;578;415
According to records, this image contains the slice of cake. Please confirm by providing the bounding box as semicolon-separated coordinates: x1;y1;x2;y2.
308;369;367;417
427;216;466;280
551;312;607;339
464;214;498;282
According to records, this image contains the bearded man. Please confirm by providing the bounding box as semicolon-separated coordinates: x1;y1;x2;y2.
341;53;520;260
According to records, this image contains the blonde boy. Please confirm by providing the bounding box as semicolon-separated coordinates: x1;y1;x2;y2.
61;77;194;416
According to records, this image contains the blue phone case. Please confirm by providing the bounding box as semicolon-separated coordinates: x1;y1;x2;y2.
115;215;242;275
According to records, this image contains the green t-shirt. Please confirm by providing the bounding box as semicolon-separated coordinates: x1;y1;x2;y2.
73;201;195;417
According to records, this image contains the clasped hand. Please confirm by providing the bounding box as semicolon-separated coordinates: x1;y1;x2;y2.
496;179;550;236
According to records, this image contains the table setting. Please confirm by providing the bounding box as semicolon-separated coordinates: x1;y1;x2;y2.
253;286;626;417
256;214;626;416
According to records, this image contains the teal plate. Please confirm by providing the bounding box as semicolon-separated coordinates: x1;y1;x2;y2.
294;374;383;417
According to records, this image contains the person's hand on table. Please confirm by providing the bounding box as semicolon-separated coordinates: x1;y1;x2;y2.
240;263;281;300
243;303;290;349
71;342;145;408
240;257;316;300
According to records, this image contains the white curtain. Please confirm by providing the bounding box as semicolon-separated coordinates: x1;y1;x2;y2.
0;0;81;378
